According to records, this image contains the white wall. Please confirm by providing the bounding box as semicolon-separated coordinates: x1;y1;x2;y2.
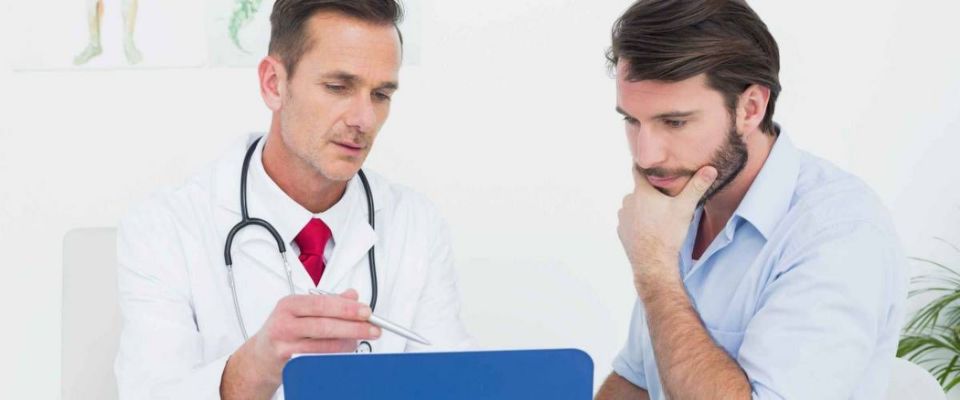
2;0;959;398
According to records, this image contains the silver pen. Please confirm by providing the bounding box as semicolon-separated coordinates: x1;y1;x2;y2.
308;289;432;346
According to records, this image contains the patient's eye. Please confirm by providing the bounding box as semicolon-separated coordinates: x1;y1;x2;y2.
664;119;687;129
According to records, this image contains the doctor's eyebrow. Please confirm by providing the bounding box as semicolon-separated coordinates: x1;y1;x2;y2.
320;70;399;91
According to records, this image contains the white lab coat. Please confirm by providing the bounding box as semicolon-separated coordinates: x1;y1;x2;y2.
114;134;472;399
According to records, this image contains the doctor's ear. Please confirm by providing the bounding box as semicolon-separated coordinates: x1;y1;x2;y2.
259;56;286;112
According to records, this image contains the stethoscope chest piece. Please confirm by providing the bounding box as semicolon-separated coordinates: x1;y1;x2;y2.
356;341;373;353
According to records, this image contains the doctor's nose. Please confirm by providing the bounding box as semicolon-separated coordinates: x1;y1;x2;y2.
343;95;378;134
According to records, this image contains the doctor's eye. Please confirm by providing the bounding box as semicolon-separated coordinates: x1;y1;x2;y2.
324;83;348;94
623;116;640;126
372;91;392;102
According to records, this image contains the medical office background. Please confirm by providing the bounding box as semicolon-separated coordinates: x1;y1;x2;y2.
1;0;959;398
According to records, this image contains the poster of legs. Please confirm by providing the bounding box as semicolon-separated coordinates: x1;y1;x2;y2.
73;0;144;65
14;0;422;70
15;0;205;69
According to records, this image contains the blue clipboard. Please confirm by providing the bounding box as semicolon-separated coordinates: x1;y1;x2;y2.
283;348;593;399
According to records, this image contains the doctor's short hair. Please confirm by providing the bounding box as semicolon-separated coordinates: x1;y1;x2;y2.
268;0;404;78
607;0;782;135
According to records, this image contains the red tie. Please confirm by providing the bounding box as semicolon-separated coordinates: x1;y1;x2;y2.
294;218;332;286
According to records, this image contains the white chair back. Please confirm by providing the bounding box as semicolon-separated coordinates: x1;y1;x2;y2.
62;228;120;400
886;357;947;400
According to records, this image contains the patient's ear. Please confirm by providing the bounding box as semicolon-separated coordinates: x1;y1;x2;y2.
736;84;771;137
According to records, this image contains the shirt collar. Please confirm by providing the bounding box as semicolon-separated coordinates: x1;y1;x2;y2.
246;138;312;247
732;129;801;240
246;136;361;247
314;176;358;247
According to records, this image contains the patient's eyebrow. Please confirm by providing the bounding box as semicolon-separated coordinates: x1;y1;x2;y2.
616;106;637;119
652;110;698;119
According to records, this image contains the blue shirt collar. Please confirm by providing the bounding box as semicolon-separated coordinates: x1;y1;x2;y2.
732;130;801;240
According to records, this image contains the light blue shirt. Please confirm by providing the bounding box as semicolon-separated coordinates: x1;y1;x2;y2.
612;132;908;399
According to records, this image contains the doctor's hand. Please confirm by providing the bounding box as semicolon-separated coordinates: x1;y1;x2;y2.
221;289;381;400
617;165;717;290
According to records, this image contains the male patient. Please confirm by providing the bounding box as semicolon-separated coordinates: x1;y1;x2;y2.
596;1;907;399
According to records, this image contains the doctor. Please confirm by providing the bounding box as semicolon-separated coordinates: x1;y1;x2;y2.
114;1;472;399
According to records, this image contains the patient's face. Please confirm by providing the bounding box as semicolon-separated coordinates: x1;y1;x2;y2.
616;66;747;199
276;12;401;181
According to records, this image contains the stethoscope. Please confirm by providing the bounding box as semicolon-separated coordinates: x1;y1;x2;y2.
223;136;378;353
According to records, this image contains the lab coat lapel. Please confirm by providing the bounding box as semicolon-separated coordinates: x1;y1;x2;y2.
234;231;292;283
214;134;316;294
223;216;322;295
213;134;288;280
214;139;385;295
316;192;377;294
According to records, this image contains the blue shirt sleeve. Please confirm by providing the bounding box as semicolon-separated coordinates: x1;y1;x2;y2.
737;221;906;400
612;298;649;390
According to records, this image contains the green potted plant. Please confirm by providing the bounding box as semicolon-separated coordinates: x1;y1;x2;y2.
898;240;960;392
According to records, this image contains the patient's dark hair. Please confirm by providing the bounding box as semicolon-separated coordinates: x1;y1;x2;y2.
608;0;781;134
269;0;404;78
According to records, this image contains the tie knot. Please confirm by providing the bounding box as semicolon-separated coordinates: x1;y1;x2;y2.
294;218;332;256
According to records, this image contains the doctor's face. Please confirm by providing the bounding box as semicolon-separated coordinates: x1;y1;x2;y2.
616;66;747;199
273;12;401;181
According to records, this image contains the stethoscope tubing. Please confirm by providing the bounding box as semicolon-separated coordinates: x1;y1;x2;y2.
223;136;378;343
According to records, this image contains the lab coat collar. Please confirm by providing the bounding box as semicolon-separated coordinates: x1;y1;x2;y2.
314;183;378;293
214;133;385;293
